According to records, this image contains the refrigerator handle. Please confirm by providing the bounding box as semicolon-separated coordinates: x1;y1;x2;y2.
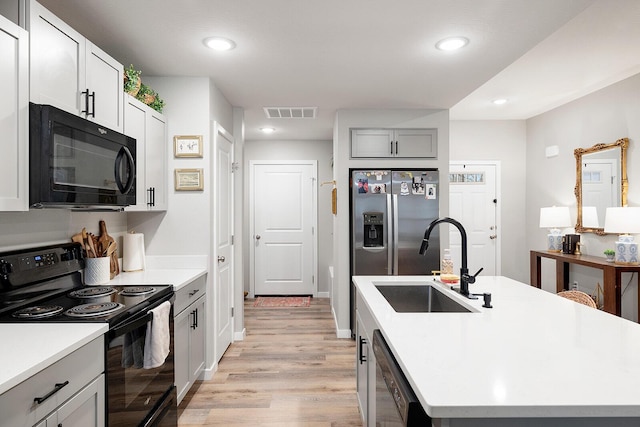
392;194;399;275
387;194;393;275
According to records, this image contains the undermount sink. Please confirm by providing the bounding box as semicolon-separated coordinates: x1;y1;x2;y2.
374;283;472;313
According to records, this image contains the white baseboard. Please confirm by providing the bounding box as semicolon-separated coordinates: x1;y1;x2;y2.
202;361;218;380
317;291;329;298
332;304;353;339
234;328;246;341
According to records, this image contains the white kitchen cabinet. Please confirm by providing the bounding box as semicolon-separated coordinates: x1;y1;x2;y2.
174;275;206;404
0;336;105;427
28;0;123;132
355;287;377;425
40;375;105;427
0;13;28;211
124;94;168;211
351;128;438;158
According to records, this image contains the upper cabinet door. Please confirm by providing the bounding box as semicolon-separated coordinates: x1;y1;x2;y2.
394;128;437;158
29;0;85;115
28;1;123;132
0;14;29;211
86;41;124;132
351;129;394;158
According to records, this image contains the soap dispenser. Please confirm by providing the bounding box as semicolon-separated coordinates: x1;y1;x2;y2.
441;249;454;275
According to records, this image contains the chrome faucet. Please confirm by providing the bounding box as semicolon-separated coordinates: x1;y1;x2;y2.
419;217;482;299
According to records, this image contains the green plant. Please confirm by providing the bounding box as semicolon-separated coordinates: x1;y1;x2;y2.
123;64;141;94
604;249;615;256
136;83;165;113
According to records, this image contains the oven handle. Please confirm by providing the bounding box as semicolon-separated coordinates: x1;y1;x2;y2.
141;386;176;427
109;295;174;339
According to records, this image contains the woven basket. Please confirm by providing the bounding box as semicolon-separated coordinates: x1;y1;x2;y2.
557;290;597;308
125;77;141;97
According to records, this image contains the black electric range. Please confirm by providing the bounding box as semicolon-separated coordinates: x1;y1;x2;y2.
0;242;178;427
0;242;172;324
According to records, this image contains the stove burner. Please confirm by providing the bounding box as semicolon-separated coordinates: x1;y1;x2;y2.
120;286;156;296
65;302;124;318
12;305;64;319
69;287;116;299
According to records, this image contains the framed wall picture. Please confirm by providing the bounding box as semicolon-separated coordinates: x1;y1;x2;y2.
174;135;203;158
175;168;204;191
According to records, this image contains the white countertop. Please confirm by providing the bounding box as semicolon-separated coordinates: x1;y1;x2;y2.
108;268;207;291
353;275;640;419
0;323;107;394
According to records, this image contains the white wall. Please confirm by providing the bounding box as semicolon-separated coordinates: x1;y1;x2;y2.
243;139;333;297
526;72;640;321
449;120;528;282
333;109;450;337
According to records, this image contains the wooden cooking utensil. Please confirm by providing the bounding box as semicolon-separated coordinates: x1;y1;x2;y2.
98;220;119;278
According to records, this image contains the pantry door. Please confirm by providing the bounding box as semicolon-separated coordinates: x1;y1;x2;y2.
250;161;317;296
213;123;234;363
449;162;499;276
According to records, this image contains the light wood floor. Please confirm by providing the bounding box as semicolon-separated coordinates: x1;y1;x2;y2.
178;297;363;426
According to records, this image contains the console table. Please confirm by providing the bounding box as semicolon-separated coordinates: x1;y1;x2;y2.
530;250;640;318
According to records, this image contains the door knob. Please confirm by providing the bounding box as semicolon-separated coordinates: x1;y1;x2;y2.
256;235;261;240
217;256;225;262
489;235;497;240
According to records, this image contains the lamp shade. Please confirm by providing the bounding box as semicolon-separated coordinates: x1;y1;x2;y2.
539;207;571;229
582;206;600;228
604;207;640;234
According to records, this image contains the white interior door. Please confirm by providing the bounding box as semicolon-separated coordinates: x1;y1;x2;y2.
251;161;317;296
214;123;233;362
449;162;499;276
582;159;616;228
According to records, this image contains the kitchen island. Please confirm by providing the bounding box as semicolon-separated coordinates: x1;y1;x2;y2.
353;275;640;426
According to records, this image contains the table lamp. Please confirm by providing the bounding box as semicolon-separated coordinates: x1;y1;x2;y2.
540;206;571;252
604;207;640;265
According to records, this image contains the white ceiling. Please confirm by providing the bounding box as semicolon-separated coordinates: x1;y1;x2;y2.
37;0;640;141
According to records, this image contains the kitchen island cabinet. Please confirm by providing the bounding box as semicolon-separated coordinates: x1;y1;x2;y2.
353;275;640;426
0;13;28;211
28;0;123;132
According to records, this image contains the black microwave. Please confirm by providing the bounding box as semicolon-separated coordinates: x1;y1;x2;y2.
29;103;136;209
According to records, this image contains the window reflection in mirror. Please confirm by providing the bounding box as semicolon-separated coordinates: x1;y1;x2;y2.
574;138;628;235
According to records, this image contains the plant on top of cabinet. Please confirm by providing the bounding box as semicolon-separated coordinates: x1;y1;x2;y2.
124;64;142;97
136;83;165;113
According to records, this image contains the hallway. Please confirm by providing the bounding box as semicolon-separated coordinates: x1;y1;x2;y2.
177;298;363;426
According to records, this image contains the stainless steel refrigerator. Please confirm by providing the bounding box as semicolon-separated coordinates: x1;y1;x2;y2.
351;169;440;276
350;169;440;335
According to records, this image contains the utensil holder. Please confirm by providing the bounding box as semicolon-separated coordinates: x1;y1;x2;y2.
85;257;111;285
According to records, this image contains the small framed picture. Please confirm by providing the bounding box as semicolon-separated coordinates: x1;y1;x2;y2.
175;168;204;191
174;135;203;158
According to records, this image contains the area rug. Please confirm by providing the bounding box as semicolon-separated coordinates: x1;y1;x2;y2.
253;296;311;308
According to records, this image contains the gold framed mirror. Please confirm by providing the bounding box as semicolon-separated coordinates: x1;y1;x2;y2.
574;138;628;235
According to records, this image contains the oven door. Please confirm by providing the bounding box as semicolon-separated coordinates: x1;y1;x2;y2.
106;297;176;427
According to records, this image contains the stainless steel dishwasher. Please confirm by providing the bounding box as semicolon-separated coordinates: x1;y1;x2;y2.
373;330;430;426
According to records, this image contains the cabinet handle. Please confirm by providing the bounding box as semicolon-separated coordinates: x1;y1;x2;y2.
188;289;200;297
395;141;398;155
147;187;155;207
34;381;69;404
81;90;96;117
191;308;198;329
358;337;367;364
390;141;393;155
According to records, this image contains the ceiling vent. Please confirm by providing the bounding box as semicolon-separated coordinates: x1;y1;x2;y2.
263;107;317;119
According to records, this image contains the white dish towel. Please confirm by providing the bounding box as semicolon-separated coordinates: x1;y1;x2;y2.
143;301;171;369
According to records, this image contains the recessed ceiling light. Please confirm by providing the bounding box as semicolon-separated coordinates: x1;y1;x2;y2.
260;127;275;134
435;37;469;51
492;98;508;105
203;37;236;51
